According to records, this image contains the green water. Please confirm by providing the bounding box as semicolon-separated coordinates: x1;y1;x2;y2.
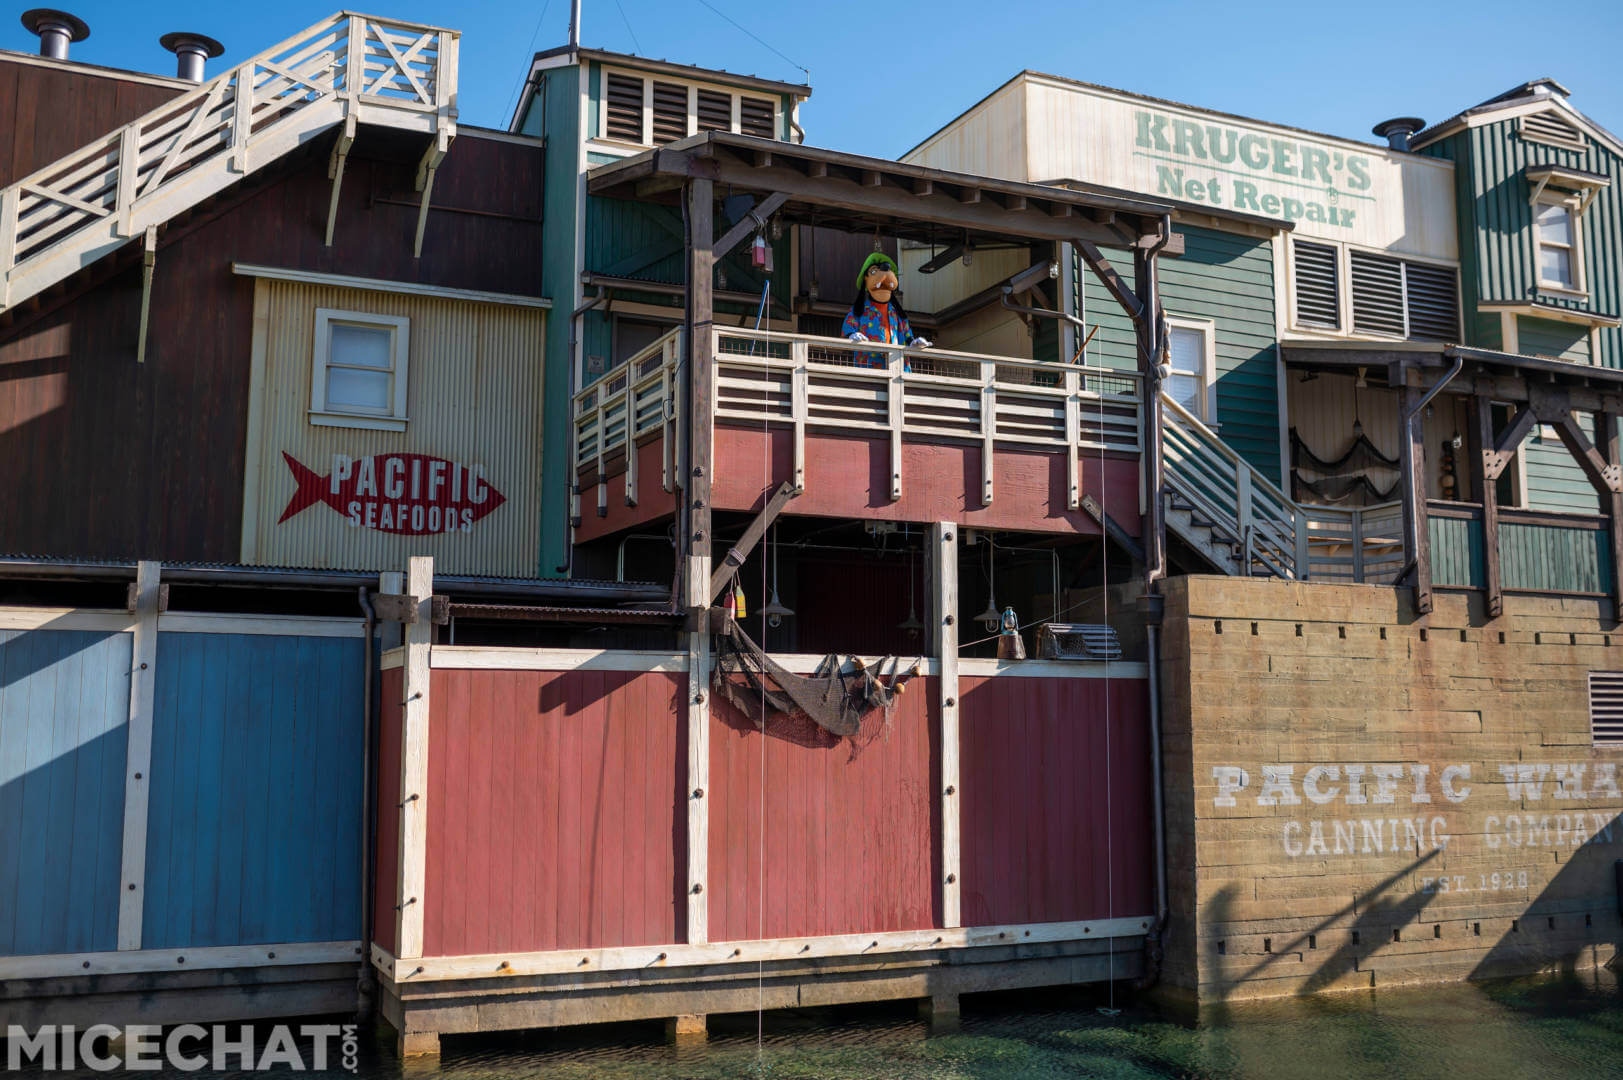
398;969;1622;1080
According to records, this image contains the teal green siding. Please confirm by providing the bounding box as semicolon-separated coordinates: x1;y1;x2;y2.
1522;421;1605;515
1078;224;1280;483
1418;118;1623;368
1428;515;1484;587
536;64;582;577
1502;522;1612;593
1518;315;1590;361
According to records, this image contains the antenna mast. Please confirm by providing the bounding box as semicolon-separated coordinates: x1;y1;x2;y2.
568;0;581;47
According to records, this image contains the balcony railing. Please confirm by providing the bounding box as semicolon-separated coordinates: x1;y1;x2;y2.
571;327;1143;509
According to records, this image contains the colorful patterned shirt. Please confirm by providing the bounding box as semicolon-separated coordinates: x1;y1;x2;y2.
842;299;919;368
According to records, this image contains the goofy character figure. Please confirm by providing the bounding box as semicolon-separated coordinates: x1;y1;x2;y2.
842;253;931;367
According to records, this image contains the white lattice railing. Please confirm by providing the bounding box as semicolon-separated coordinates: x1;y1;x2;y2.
570;327;1144;510
1161;391;1403;582
0;12;458;311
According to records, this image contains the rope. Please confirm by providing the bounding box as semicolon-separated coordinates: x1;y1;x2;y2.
692;0;811;82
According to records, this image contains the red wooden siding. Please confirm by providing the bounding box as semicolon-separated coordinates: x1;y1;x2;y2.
574;438;680;544
373;666;403;956
707;677;940;942
421;668;685;957
0;59;182;187
958;675;1153;926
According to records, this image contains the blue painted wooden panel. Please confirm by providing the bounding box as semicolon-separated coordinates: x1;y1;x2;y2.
0;628;130;956
144;632;364;948
1429;515;1484;588
1502;523;1613;594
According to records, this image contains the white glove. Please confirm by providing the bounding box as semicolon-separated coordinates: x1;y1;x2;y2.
847;332;869;343
910;337;932;349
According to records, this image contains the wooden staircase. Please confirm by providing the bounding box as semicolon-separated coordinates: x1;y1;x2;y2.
0;12;457;314
1161;392;1406;583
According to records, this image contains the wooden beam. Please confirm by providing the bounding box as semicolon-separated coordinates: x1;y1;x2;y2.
917;244;965;275
753;149;773;168
1133;246;1166;583
1081;494;1145;563
713;191;790;262
808;161;828;178
135;226;156;364
708;481;798;603
1075;239;1145;325
1049;202;1073;218
1483;404;1537;480
1471;394;1502;617
861;170;883;188
1552;412;1623;494
396;556;434;961
932;522;960;929
325;113;356;247
956;187;981;205
1603;411;1623;617
912;179;933;197
1005;194;1027;212
116;561;161;950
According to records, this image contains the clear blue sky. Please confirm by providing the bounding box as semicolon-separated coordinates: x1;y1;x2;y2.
10;0;1623;156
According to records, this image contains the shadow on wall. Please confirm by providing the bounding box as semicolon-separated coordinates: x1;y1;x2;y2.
1202;850;1443;1003
1470;809;1622;981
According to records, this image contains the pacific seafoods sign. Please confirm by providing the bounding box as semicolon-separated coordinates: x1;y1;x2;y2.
1018;77;1458;259
279;451;505;535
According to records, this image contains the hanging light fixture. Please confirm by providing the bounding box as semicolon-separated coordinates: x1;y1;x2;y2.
761;523;793;628
898;545;923;635
977;534;1002;633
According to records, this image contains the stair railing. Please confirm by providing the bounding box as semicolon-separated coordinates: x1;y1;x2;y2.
0;12;457;311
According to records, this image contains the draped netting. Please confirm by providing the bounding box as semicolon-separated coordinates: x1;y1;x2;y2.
1291;427;1401;504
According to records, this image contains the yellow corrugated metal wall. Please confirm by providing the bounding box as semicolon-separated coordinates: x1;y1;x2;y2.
240;279;545;576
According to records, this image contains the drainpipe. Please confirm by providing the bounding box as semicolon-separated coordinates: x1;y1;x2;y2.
356;586;377;1015
556;285;610;575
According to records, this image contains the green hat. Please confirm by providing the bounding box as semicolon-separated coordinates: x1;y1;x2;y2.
856;252;898;288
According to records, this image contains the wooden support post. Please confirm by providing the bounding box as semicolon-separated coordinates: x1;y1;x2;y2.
116;561;161;951
683;177;715;946
231;64;253;174
0;185;18;310
979;362;995;505
117;127;140;238
1471;393;1503;617
1604;412;1623;617
412;132;448;259
325;113;356;247
1401;383;1433;614
1065;368;1081;509
889;349;905;501
932;522;961;929
791;339;808;492
396;556;434;961
135;226;157;364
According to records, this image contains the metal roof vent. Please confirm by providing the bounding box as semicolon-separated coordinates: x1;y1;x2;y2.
1372;117;1427;152
160;32;224;82
20;9;89;60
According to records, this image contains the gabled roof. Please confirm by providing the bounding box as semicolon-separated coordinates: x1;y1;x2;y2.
1410;78;1623;160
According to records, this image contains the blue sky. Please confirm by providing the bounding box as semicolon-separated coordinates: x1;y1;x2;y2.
10;1;1623;157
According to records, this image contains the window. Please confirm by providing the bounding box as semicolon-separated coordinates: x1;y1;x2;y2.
1292;239;1341;329
1587;671;1623;746
598;68;779;147
1165;318;1216;423
1292;239;1458;341
1534;195;1583;294
311;309;410;431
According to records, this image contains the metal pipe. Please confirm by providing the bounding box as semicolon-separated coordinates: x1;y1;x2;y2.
21;9;88;60
567;0;581;48
356;586;376;1015
1406;350;1466;421
558;285;611;575
159;32;223;82
1145;621;1169;928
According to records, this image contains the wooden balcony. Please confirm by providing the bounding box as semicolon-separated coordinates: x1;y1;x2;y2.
571;328;1146;543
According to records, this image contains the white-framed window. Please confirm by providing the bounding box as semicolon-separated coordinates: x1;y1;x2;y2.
599;67;779;148
1533;192;1585;296
1286;237;1460;342
1165;317;1217;424
310;308;410;431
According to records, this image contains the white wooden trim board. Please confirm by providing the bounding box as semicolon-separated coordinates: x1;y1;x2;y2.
395;557;433;960
0;608;136;632
0;940;362;980
156;613;367;638
232;263;553;309
116;562;160;951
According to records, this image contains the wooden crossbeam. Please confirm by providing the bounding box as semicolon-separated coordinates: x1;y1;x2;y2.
1483;405;1537;480
713;191;789;261
1075;238;1145;325
708;481;798;604
1552;413;1623;494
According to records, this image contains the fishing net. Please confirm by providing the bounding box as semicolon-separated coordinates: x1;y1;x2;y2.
713;620;921;741
1290;428;1401;505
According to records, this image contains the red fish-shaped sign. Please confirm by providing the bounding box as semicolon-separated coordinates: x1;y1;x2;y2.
278;452;506;535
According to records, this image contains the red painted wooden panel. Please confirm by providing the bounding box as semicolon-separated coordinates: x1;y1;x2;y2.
958;675;1153;926
712;427;1140;535
573;438;680;544
373;667;403;956
421;668;685;957
708;676;939;942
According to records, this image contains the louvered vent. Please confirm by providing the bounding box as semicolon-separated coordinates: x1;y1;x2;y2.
1588;671;1623;745
651;81;688;144
605;73;644;142
1405;262;1458;341
739;96;776;139
696;89;731;132
1293;240;1340;328
1522;111;1586;151
1350;251;1405;336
